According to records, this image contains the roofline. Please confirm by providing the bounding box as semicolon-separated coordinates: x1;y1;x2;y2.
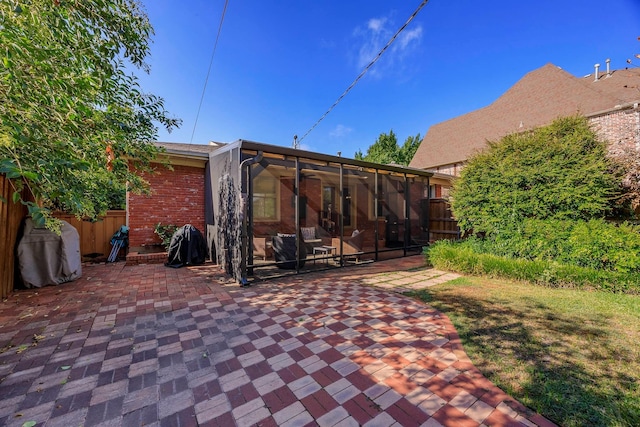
154;142;217;159
229;139;433;178
431;171;457;180
159;148;210;160
585;101;640;119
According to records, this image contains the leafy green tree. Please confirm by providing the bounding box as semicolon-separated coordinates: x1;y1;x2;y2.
356;130;399;164
450;116;621;235
355;130;421;166
398;133;421;165
0;0;179;228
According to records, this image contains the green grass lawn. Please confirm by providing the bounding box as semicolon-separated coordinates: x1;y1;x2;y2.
407;277;640;427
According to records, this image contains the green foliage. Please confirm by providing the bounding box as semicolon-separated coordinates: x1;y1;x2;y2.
154;222;177;250
564;220;640;272
354;130;421;166
450;116;621;235
398;133;421;165
426;239;640;294
0;0;180;228
457;218;640;274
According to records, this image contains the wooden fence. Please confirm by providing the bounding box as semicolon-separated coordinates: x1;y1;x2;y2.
0;179;126;298
53;211;126;261
429;198;460;241
0;175;29;299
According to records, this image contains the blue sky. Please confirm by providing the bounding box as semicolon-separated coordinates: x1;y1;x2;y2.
138;0;640;158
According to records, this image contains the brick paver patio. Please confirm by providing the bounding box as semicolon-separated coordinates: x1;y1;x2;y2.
0;256;556;427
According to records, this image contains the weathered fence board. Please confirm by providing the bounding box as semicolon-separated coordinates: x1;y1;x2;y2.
54;211;126;260
429;199;460;241
0;176;28;299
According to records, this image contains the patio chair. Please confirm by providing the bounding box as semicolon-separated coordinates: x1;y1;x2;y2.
272;234;307;269
300;226;331;253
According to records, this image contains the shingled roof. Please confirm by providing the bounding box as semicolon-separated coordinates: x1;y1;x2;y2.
410;63;640;170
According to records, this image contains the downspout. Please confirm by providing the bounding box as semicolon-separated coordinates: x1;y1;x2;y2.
239;151;263;286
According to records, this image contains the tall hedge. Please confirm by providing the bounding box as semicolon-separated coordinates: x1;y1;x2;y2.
450;116;621;235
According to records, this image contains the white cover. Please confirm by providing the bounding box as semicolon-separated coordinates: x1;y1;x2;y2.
17;218;82;288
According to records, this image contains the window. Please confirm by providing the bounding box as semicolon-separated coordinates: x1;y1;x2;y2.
253;174;278;220
429;184;437;199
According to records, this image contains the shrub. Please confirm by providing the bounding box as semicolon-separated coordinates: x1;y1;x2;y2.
154;222;177;250
426;240;640;294
564;220;640;273
450;116;622;236
459;219;640;273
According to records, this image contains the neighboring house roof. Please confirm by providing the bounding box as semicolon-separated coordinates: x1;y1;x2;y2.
410;63;640;170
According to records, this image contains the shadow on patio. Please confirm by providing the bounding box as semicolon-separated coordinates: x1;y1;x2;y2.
0;256;554;427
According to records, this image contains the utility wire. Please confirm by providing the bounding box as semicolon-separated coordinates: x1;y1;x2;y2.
297;0;430;144
190;0;229;143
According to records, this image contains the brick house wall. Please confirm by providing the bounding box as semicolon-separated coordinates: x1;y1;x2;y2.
590;109;640;156
128;163;206;248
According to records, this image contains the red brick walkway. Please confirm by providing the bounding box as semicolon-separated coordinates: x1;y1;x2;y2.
0;256;556;427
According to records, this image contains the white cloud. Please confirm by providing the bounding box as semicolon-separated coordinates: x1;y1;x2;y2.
367;17;387;33
397;26;423;51
352;15;423;77
330;124;353;138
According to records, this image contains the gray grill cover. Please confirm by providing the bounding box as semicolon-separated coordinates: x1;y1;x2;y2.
17;218;82;288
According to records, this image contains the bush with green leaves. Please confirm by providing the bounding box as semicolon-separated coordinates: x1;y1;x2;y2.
426;239;640;294
456;218;640;273
450;116;622;236
154;223;177;251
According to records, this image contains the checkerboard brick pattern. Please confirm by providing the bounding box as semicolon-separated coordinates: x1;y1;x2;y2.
0;257;555;426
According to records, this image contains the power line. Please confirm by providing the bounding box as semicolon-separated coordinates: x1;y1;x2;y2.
190;0;229;143
297;0;430;144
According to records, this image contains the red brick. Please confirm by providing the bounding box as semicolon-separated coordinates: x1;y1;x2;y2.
381;353;411;370
316;348;344;365
128;163;206;247
385;372;417;395
479;387;511;408
432;404;481;427
425;376;465;401
353;393;382;417
483;408;524;427
301;394;325;419
386;399;429;427
277;364;306;383
449;374;488;398
345;370;377;391
341;398;372;424
312;389;338;412
415;355;447;374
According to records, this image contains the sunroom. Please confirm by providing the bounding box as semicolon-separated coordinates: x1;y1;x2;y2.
208;140;433;283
